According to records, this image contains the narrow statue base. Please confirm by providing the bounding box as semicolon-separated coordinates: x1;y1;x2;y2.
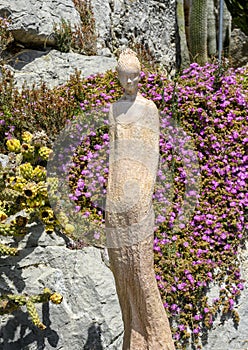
108;235;176;350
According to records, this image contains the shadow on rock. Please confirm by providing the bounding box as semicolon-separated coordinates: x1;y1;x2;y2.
0;302;59;349
83;323;103;350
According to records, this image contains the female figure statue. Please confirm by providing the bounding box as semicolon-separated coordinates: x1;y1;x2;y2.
105;49;175;350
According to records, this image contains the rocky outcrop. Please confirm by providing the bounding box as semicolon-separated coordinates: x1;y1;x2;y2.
201;243;248;350
0;0;81;48
0;0;177;71
92;0;177;71
0;226;123;350
5;49;117;89
230;28;248;67
1;224;248;350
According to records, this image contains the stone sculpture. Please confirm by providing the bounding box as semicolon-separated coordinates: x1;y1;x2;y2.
105;49;175;350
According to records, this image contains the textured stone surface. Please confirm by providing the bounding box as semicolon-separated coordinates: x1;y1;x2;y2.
92;0;177;71
1;225;247;349
0;225;123;350
230;29;248;68
5;49;117;89
0;0;81;47
1;0;177;70
200;243;248;350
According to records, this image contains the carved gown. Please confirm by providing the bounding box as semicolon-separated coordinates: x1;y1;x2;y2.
105;93;175;350
105;93;160;248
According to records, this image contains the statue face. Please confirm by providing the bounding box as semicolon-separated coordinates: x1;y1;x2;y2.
118;70;140;95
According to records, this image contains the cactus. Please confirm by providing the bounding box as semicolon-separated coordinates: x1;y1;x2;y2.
26;299;46;330
177;0;232;67
18;163;34;180
189;0;208;65
0;132;65;331
23;182;38;199
32;165;46;181
40;206;55;224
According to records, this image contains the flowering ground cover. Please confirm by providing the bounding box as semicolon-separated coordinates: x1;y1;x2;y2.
63;63;247;348
0;62;247;348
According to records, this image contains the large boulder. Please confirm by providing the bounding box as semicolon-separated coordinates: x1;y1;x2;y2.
0;226;123;350
201;244;248;349
230;28;248;67
92;0;176;71
1;225;248;349
0;0;81;47
5;49;117;89
0;0;177;71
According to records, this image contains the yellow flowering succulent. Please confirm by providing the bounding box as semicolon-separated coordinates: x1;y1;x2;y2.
38;146;53;160
50;292;63;304
21;143;34;156
21;131;33;143
6;139;21;153
40;206;54;224
32;166;46;181
23;182;38;199
19;163;33;180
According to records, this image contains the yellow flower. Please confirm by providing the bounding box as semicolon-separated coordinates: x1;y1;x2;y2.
64;223;75;234
6;139;21;153
19;163;33;180
22;131;33;143
39;147;53;161
50;292;63;304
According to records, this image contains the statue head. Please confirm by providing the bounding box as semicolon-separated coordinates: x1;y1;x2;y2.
116;49;141;96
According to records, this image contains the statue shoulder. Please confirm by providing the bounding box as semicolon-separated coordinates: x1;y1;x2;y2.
137;94;158;111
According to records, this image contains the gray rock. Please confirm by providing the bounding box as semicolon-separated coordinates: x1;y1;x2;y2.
0;154;8;168
200;244;248;350
0;224;123;350
230;29;248;68
91;0;177;71
0;0;81;47
1;0;177;71
1;223;248;349
5;49;117;89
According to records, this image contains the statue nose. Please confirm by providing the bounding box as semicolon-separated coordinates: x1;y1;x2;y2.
127;78;132;83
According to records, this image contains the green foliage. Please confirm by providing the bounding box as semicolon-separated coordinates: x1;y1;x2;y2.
53;19;73;53
73;0;97;55
53;0;97;55
0;288;63;329
0;17;13;60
